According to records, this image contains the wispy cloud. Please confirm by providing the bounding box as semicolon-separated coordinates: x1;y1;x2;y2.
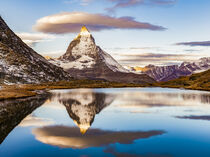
104;145;172;157
115;52;207;66
176;115;210;121
104;45;210;66
63;0;92;6
106;0;177;12
63;0;176;8
19;115;54;127
176;41;210;47
16;32;55;47
33;12;166;34
80;0;93;5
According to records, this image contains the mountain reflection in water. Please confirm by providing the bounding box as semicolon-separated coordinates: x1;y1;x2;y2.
0;88;210;157
0;93;50;144
53;89;115;134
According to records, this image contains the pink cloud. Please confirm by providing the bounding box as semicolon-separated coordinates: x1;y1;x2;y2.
33;12;166;34
106;0;177;12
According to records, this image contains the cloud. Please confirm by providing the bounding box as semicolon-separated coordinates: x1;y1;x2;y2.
106;0;177;12
104;146;172;157
113;91;210;112
115;52;203;66
33;12;166;34
150;0;177;5
176;41;210;47
32;125;164;149
19;115;54;127
16;32;55;47
106;45;210;66
64;0;92;6
80;0;93;5
176;115;210;121
41;50;66;58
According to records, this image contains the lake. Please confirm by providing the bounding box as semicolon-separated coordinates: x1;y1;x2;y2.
0;87;210;157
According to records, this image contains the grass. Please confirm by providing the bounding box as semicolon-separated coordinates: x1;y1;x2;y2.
0;89;36;100
0;79;150;100
155;69;210;91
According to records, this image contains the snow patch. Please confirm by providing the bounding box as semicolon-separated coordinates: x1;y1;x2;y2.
99;50;130;73
71;35;96;58
50;55;95;70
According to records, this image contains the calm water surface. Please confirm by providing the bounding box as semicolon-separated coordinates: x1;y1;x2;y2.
0;87;210;157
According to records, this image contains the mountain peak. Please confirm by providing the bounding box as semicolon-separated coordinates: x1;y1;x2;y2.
79;25;91;36
73;121;90;135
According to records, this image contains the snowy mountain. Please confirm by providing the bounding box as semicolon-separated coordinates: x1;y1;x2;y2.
50;26;155;84
54;89;114;134
0;16;70;84
140;57;210;82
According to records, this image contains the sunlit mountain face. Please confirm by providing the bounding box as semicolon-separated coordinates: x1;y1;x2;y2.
49;26;155;84
1;88;210;156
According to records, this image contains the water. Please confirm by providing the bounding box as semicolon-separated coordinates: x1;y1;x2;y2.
0;87;210;157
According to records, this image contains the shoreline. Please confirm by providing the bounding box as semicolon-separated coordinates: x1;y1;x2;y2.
0;79;209;100
0;80;146;100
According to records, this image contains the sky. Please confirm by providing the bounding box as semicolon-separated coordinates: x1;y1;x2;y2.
0;0;210;66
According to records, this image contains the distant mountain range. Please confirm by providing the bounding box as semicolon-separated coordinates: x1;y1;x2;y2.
49;26;155;84
131;57;210;82
0;16;70;84
157;69;210;91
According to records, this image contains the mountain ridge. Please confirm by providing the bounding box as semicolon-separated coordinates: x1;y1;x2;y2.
157;69;210;91
134;57;210;82
0;16;71;84
50;26;155;84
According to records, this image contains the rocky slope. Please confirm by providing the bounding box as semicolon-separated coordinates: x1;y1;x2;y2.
0;16;71;84
140;57;210;82
50;26;155;84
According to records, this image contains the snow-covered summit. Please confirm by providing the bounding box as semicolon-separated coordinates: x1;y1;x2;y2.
52;25;127;72
50;26;155;84
79;26;91;37
58;25;97;64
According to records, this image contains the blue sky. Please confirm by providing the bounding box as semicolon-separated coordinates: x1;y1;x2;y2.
0;0;210;66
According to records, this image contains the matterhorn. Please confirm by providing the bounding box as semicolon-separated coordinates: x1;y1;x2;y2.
50;26;155;84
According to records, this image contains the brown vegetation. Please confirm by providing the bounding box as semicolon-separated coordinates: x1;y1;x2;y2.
0;80;149;100
0;88;36;100
0;70;209;100
155;69;210;91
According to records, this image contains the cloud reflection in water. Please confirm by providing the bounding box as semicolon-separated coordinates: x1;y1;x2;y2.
32;125;164;149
